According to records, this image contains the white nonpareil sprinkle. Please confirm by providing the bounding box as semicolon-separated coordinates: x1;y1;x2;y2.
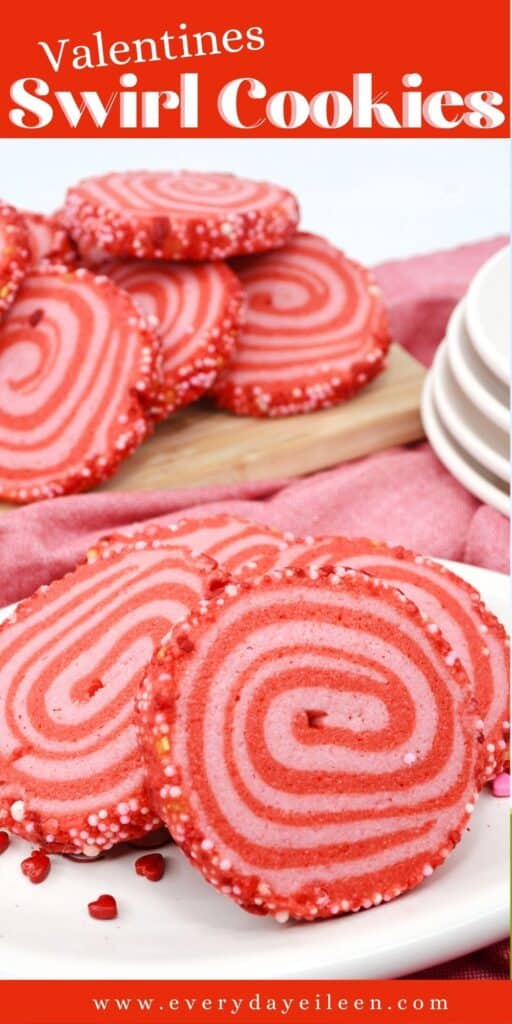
82;844;101;858
10;800;25;822
274;910;290;924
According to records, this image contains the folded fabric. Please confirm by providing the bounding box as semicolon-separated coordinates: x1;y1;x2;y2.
408;940;510;981
374;234;506;367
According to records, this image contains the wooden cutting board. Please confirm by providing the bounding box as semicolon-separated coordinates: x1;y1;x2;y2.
0;344;425;511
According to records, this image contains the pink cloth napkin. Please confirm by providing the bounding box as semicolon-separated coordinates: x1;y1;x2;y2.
409;941;510;980
0;235;508;979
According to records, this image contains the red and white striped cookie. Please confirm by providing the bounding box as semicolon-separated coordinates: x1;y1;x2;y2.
0;265;159;503
63;170;300;262
22;210;77;266
212;232;391;416
90;515;291;578
99;260;244;418
137;565;483;922
277;537;510;778
278;540;509;770
0;202;31;317
0;544;225;853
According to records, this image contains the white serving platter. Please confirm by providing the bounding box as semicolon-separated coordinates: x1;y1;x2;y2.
446;300;509;433
0;559;509;979
422;372;509;517
432;341;509;482
465;245;510;386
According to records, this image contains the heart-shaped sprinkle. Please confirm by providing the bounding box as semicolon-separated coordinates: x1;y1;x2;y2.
135;852;166;882
0;831;10;854
21;850;51;884
88;894;118;920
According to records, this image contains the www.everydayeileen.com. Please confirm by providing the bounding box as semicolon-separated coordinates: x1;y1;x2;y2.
91;993;449;1015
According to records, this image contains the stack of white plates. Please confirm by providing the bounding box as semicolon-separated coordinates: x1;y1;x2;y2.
422;245;510;516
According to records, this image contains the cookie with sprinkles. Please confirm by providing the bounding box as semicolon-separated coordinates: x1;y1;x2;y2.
0;201;31;318
212;232;391;417
23;210;77;266
99;259;244;418
90;514;291;578
277;536;510;778
0;265;159;503
63;170;300;262
137;565;483;922
0;544;225;854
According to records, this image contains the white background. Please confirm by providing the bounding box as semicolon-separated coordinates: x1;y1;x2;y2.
0;138;509;265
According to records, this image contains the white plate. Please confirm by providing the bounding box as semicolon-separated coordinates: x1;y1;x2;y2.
0;561;509;980
446;300;509;433
465;245;510;385
432;342;509;482
422;372;509;517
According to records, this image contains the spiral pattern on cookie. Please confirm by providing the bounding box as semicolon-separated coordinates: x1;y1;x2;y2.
64;170;300;261
0;544;223;853
212;232;391;416
278;536;510;777
0;265;158;502
138;566;482;921
91;514;291;578
100;260;244;417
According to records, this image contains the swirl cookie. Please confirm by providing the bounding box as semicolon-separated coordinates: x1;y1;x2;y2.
137;565;483;921
277;536;510;777
100;260;244;418
91;514;291;579
0;544;225;853
63;170;300;262
0;265;158;502
212;232;391;416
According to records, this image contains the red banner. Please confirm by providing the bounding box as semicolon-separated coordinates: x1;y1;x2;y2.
0;0;509;137
1;980;511;1024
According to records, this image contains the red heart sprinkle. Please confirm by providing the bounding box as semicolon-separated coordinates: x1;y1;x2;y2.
0;831;10;854
28;308;44;327
150;217;169;246
21;850;51;884
135;852;166;882
208;572;227;592
176;632;194;653
88;894;118;920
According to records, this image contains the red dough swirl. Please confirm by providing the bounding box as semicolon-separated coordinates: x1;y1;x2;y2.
22;210;77;266
63;170;300;262
0;544;224;853
212;233;391;416
0;265;159;503
137;566;483;921
100;260;244;418
0;202;31;317
91;514;291;578
278;537;510;777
